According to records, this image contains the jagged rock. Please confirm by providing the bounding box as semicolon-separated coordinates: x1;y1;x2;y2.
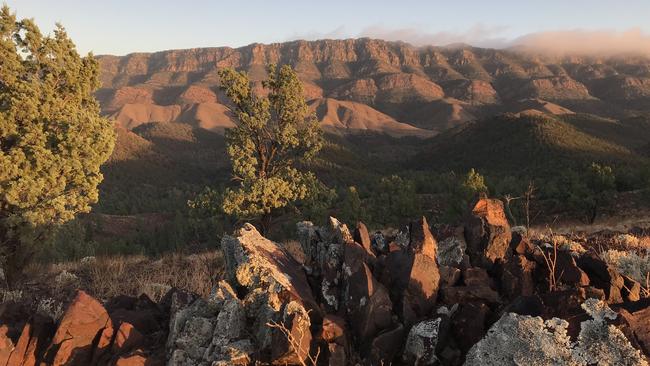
511;232;535;256
368;324;405;365
42;290;113;366
465;313;575;365
106;294;164;336
500;255;536;299
220;224;318;364
552;250;590;286
381;249;440;322
112;322;144;355
410;217;437;260
371;232;388;254
321;315;346;344
618;305;650;356
403;318;444;365
451;302;490;354
621;275;641;302
439;266;461;288
441;285;500;304
296;221;319;268
462;267;492;287
577;253;625;303
342;241;392;340
437;235;467;267
464;198;512;269
0;326;12;366
465;299;648;366
353;221;375;257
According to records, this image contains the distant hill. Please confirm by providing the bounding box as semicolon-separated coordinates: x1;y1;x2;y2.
410;113;643;176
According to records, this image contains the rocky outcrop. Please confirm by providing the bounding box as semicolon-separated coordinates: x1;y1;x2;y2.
464;197;512;269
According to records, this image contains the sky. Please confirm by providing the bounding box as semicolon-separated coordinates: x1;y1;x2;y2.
4;0;650;56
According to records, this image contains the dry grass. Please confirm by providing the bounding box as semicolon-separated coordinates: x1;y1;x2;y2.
16;251;225;306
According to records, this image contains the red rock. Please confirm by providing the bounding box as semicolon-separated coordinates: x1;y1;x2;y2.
6;314;55;366
343;241;392;340
441;285;500;304
113;351;148;366
464;198;512;269
353;221;375;257
577;253;624;303
618;306;650;355
368;324;405;364
43;290;113;366
0;325;14;366
439;266;461;288
462;267;492;287
112;322;144;355
500;255;536;299
327;343;346;366
451;302;490;353
321;315;346;344
409;217;437;260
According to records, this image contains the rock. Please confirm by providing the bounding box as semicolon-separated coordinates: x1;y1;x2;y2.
403;318;445;365
114;351;148;366
462;267;492;287
112;322;144;355
618;306;650;356
321;315;346;344
367;324;405;365
409;217;437;260
106;294;163;336
327;343;346;366
464;197;512;269
371;232;388;254
42;290;113;366
342;241;392;341
441;285;500;304
554;250;590;287
500;255;536;299
511;232;535;256
450;302;490;353
466;299;648;366
220;224;318;364
381;249;440;322
502;295;545;317
0;326;12;366
464;312;575;365
621;275;641;302
438;266;461;288
577;253;625;303
296;221;319;268
436;235;467;267
353;221;374;256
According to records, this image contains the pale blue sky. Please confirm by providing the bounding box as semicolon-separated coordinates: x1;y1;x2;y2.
4;0;650;55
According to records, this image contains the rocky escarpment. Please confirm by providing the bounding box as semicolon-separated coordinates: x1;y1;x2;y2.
1;197;649;365
97;39;650;135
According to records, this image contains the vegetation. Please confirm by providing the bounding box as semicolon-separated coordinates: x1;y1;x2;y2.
0;6;115;284
217;64;323;233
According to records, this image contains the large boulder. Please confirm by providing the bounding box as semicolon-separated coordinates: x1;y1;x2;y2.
220;224;319;364
464;198;512;269
342;241;392;341
465;299;648;366
42;290;113;366
403;317;446;365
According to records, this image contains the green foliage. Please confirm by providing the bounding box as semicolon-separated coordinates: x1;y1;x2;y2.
368;175;419;227
439;169;489;223
0;6;115;281
339;186;368;225
217;64;323;231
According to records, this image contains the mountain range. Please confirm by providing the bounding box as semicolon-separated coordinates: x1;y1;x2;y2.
96;38;650;138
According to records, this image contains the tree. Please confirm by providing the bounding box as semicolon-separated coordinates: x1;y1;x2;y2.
369;175;418;227
442;169;488;222
218;64;323;233
0;6;115;285
339;186;367;224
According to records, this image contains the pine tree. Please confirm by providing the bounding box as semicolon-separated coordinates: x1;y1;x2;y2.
218;64;322;233
0;6;115;284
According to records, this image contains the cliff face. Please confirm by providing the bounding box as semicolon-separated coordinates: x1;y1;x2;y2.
96;38;650;135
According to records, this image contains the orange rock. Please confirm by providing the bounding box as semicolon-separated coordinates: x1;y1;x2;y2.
6;322;30;366
5;315;55;366
0;325;14;366
113;351;148;366
112;322;144;355
43;290;113;366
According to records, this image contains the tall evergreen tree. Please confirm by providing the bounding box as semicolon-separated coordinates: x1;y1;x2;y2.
0;6;115;284
218;64;322;233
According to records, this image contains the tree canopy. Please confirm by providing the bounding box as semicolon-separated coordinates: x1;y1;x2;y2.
217;64;322;231
0;5;115;281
